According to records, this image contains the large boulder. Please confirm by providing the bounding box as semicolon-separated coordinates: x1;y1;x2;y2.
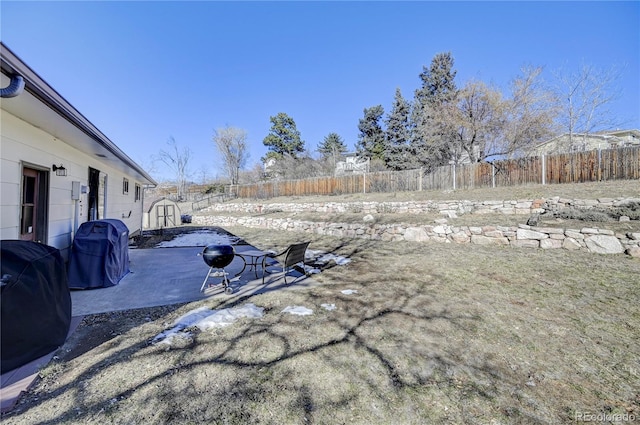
584;235;624;254
626;246;640;258
516;228;548;240
404;227;429;242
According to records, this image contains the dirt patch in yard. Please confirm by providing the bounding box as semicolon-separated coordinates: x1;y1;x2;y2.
63;305;187;362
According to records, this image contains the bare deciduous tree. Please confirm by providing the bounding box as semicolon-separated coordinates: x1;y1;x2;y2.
156;136;191;200
554;63;624;150
437;68;559;163
196;165;212;185
439;80;506;164
240;162;268;184
500;66;559;158
268;151;328;180
212;126;249;185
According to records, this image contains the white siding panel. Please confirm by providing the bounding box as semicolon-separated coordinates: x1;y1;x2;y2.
0;174;20;238
48;218;73;251
0;204;19;237
0;181;20;206
48;213;73;261
0;158;20;182
0;226;18;240
1;155;21;235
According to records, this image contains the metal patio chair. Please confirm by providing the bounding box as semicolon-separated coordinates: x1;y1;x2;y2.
262;241;310;284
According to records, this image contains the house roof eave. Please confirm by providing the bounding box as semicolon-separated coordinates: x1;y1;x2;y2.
1;42;157;186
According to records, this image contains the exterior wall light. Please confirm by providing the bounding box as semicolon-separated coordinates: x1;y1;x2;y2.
52;164;67;176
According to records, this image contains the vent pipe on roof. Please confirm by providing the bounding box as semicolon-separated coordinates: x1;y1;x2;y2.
1;74;25;98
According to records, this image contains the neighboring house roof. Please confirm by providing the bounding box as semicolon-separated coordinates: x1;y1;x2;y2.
599;129;640;139
0;42;156;186
336;152;368;173
533;129;640;153
263;157;277;169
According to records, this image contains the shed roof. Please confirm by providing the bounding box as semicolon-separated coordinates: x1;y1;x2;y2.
144;196;181;214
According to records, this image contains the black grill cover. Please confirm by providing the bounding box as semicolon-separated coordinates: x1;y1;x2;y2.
68;219;130;289
1;240;72;374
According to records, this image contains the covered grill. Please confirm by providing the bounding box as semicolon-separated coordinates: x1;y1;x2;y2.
199;244;235;294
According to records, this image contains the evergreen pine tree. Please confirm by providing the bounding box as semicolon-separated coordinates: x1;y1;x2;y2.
317;132;348;174
317;133;348;159
262;112;305;161
384;88;412;170
356;105;386;161
410;52;458;170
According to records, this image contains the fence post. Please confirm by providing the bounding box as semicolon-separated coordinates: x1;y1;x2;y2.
419;168;423;191
452;164;456;190
541;154;546;185
492;163;496;188
597;148;602;181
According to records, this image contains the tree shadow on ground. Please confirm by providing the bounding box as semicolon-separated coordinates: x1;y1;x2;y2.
4;232;582;424
4;270;547;424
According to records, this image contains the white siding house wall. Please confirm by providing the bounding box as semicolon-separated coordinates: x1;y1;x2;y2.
0;151;21;239
1;109;145;260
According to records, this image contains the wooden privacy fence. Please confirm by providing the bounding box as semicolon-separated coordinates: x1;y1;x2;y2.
235;146;640;199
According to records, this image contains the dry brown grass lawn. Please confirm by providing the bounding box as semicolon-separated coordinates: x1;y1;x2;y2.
3;180;640;424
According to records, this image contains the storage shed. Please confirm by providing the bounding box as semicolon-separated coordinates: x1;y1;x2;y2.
144;197;182;229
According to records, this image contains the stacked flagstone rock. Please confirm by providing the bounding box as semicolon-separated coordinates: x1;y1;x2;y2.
199;197;637;218
194;197;640;257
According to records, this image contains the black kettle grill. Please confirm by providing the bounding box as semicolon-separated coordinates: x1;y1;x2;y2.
199;244;235;294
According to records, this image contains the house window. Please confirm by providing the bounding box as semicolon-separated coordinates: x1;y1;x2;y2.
135;184;141;201
123;178;129;194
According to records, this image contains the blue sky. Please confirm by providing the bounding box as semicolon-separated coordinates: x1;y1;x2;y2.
2;1;639;182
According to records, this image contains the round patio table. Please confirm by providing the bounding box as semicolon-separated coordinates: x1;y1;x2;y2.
236;250;271;279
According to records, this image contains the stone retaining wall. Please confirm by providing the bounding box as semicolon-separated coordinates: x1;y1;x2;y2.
193;214;640;258
200;197;639;218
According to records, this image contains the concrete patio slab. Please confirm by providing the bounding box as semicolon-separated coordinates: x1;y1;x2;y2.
70;244;318;316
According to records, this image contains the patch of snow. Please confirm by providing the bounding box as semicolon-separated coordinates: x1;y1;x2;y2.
305;250;323;260
152;306;212;343
281;306;314;316
157;331;193;347
304;265;321;274
152;303;264;345
321;303;336;311
156;230;239;247
341;289;358;295
306;250;351;266
197;304;264;331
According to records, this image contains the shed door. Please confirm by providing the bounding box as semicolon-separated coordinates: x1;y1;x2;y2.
156;204;176;227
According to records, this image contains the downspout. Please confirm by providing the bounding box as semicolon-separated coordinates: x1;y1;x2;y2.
1;74;25;98
141;184;153;233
